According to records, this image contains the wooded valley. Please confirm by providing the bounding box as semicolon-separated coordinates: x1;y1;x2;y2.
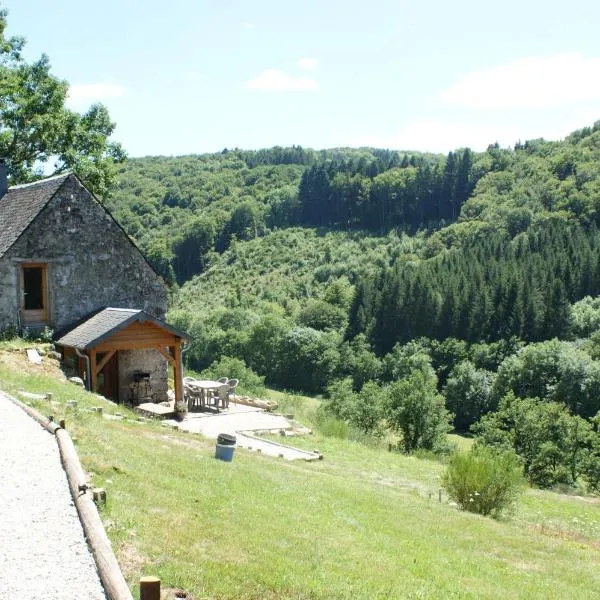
101;125;600;494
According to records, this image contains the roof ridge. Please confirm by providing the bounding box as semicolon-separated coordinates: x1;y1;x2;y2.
8;173;71;190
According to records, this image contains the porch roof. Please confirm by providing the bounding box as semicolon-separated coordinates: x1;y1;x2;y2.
55;307;188;350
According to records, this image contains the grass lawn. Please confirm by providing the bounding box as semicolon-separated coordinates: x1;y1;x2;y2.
1;345;600;599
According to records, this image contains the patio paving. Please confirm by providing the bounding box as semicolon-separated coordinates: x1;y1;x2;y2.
163;402;321;461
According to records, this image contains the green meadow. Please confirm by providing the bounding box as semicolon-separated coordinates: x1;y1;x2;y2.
1;349;599;600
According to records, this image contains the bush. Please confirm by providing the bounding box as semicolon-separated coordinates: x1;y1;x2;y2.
0;325;19;341
39;326;54;343
442;446;524;518
199;356;265;397
316;412;349;439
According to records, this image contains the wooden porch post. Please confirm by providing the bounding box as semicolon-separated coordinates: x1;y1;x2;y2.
173;343;184;413
90;349;97;392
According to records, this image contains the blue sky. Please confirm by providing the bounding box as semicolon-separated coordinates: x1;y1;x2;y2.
5;0;600;157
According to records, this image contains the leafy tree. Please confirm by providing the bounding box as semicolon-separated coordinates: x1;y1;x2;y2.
340;333;383;390
276;326;340;394
444;361;495;431
226;201;266;242
571;295;600;337
386;369;452;453
491;340;600;417
142;236;176;284
323;277;354;311
171;216;216;283
325;379;386;436
243;313;289;381
351;381;387;436
470;338;523;372
429;337;469;386
580;412;600;494
298;299;347;332
324;378;355;421
474;393;595;488
382;340;433;382
0;9;125;196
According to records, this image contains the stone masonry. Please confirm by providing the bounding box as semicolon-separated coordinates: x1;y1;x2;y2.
0;175;167;333
118;349;169;404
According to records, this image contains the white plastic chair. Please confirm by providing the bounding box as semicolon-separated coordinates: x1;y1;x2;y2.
227;378;239;404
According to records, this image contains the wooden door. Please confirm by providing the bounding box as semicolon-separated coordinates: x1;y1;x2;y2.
97;351;119;401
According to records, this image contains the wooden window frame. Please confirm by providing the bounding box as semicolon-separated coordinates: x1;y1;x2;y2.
20;263;49;326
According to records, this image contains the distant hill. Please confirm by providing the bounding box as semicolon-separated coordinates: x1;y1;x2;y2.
108;123;600;392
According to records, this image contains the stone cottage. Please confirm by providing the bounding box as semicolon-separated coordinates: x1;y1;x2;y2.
0;162;186;406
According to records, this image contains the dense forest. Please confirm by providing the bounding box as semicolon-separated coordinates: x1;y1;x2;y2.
106;122;600;491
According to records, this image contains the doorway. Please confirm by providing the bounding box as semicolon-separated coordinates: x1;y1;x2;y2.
20;263;49;325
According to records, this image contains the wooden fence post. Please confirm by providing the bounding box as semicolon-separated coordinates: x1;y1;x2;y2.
140;576;160;600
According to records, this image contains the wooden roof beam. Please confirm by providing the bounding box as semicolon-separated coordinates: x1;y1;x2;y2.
95;349;117;375
154;344;175;366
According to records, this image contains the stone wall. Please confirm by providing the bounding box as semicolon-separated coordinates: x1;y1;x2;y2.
0;258;19;332
117;349;169;403
0;175;167;333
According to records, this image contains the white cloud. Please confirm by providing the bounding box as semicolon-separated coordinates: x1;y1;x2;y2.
348;116;592;154
67;82;126;108
441;53;600;109
242;22;255;29
296;57;318;70
243;69;318;92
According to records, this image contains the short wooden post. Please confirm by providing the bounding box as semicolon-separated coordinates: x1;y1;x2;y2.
93;488;107;506
59;418;66;429
140;575;160;600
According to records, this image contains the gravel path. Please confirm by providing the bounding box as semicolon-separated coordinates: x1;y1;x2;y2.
0;392;106;600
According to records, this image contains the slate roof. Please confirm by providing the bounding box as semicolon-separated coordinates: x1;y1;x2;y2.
0;172;169;286
0;174;70;258
55;307;188;350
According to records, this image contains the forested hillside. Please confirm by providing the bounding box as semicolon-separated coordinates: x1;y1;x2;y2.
111;122;600;492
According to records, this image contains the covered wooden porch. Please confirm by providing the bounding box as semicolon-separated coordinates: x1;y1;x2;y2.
55;308;188;410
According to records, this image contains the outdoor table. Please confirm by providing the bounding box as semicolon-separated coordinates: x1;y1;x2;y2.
192;380;223;409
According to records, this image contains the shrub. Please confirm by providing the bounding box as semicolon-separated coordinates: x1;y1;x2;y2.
0;325;19;341
442;446;524;518
39;326;54;343
199;355;265;397
316;412;349;439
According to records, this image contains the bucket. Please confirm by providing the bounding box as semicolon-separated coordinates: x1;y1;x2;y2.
215;443;235;462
